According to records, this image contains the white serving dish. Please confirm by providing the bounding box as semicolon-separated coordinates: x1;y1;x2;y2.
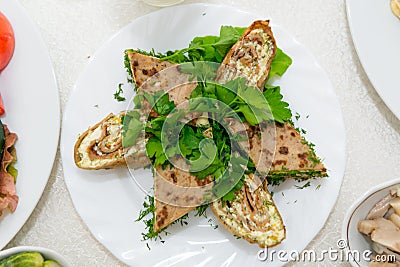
342;178;400;267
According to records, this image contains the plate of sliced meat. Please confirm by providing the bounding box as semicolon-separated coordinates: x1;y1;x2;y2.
61;3;345;266
0;0;59;248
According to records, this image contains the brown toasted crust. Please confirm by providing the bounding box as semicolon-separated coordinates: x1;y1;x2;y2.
223;118;326;177
74;113;126;170
216;20;276;89
250;123;326;175
128;52;175;89
127;52;197;105
153;164;192;231
211;180;286;248
153;162;213;231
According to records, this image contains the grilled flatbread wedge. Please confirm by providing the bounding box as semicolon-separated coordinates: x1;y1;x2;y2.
74;112;149;170
74;113;126;170
211;174;285;248
126;51;196;105
263;123;326;182
224;118;327;182
154;161;213;231
126;51;212;231
215;20;327;180
212;20;285;247
216;20;276;89
212;20;324;246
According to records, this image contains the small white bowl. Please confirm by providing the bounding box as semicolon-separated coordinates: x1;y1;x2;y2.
0;246;71;266
342;178;400;267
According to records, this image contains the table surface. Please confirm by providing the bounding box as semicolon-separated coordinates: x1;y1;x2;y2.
5;0;400;266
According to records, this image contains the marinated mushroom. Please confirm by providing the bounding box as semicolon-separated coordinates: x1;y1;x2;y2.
390;198;400;215
358;187;400;265
367;193;397;220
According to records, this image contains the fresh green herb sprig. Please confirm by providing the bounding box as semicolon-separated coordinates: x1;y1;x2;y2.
136;195;161;241
195;204;209;217
159;26;246;63
263;85;292;123
269;48;293;77
136;194;190;241
114;83;126;102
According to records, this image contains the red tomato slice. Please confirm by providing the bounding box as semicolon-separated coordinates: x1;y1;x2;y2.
0;12;15;71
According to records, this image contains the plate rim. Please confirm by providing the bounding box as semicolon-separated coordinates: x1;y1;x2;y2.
345;0;400;120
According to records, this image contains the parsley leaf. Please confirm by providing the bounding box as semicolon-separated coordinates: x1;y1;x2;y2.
146;136;167;166
269;48;292;77
154;94;175;115
179;126;201;157
122;111;143;147
159;26;246;63
142;91;176;115
263;85;292;123
190;138;218;173
213;26;246;61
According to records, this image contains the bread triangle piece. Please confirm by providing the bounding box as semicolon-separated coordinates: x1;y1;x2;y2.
126;52;213;231
211;174;285;248
153;162;213;231
216;20;276;89
126;51;196;105
212;21;285;247
263;123;326;181
153;165;191;231
74;113;126;170
212;20;324;246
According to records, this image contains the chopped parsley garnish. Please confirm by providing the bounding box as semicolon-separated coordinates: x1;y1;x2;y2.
136;195;191;242
114;83;126;102
295;181;311;190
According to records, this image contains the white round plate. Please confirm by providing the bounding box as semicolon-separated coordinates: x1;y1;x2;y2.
61;4;345;266
0;0;60;249
346;0;400;119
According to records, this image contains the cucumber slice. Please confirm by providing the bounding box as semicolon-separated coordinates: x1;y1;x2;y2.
0;251;44;267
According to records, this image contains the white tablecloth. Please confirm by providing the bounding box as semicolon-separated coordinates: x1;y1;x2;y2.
6;0;400;266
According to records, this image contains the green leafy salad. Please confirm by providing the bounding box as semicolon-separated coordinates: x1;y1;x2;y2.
119;25;321;241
